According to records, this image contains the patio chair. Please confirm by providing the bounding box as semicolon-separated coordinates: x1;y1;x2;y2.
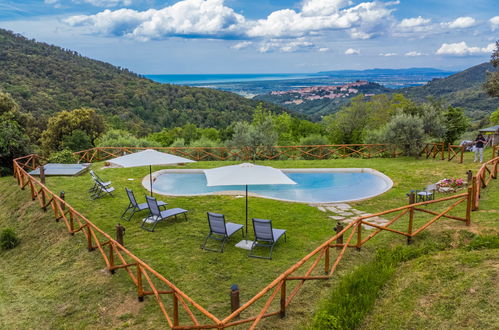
88;170;111;194
121;188;167;221
90;177;115;199
141;195;188;232
201;212;244;252
249;218;287;260
407;184;436;203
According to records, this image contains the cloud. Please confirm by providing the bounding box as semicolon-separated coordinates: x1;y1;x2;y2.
301;0;353;16
442;16;476;29
45;0;132;7
318;47;329;52
65;0;247;40
345;48;360;55
379;52;397;56
436;41;495;56
490;16;499;30
405;51;423;56
231;41;252;50
398;16;430;28
258;39;315;53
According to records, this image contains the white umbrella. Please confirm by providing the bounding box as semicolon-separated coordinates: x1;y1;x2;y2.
204;163;296;244
108;149;195;196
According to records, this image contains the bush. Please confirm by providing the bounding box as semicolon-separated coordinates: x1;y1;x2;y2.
0;228;20;250
48;149;78;163
95;129;161;148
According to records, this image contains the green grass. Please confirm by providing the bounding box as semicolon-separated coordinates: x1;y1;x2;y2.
1;152;497;328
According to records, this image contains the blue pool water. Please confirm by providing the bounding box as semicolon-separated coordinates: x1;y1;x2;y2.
152;171;391;203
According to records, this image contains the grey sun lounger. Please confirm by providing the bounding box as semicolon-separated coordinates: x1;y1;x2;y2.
202;212;244;252
121;188;167;221
141;195;188;232
90;176;115;199
88;170;111;194
249;218;286;259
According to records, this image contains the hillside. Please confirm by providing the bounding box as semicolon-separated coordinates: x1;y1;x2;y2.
0;29;286;135
399;62;498;120
255;81;391;120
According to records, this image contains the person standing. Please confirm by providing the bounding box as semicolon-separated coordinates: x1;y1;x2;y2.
474;134;487;162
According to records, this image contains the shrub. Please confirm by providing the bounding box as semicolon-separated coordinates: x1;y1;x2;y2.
0;228;20;250
95;129;160;148
48;149;78;163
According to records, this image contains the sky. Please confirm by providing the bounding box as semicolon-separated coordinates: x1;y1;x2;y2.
0;0;498;74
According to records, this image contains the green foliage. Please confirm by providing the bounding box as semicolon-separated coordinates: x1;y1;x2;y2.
466;235;499;251
0;228;20;250
189;137;221;148
490;108;499;125
0;29;286;135
298;134;329;146
47;149;78;164
40;108;106;153
61;129;93;152
382;114;425;156
170;138;186;148
95;129;160;148
0;92;31;173
484;41;499;97
443;106;469;145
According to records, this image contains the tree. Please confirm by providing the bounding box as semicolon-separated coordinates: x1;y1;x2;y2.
490;108;499;125
443;106;469;145
484;40;499;97
95;129;160;148
381;114;425;157
40;108;106;152
62;129;93;151
0;92;31;174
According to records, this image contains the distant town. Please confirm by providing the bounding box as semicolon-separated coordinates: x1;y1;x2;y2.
270;81;374;105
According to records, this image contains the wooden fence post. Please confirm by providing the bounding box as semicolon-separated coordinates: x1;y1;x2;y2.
466;186;472;226
280;280;286;318
173;293;179;326
230;284;240;317
467;170;473;185
137;264;144;302
324;247;330;274
109;244;115;274
86;226;94;251
334;222;344;250
472;176;478;211
356;221;362;251
41;188;47;212
407;192;415;245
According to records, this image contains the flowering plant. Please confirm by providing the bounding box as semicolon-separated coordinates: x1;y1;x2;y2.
436;178;465;191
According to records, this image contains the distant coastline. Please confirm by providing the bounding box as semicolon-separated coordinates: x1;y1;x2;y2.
145;73;321;85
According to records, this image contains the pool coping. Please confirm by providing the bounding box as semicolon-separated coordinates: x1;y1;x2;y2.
143;168;393;204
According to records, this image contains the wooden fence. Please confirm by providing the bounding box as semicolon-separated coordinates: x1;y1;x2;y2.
472;155;498;210
74;144;402;163
12;153;498;329
74;143;469;164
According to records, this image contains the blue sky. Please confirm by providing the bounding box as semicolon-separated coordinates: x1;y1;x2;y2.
0;0;498;74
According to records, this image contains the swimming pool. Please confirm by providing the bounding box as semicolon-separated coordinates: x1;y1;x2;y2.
146;168;392;203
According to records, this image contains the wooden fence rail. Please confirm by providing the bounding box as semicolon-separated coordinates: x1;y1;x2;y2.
12;152;498;329
73;143;470;164
472;155;499;210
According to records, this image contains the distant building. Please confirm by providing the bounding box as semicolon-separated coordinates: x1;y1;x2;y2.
479;125;499;146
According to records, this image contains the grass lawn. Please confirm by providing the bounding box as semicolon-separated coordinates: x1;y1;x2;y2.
1;151;497;328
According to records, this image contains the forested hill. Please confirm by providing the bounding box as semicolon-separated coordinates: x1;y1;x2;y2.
0;29;286;134
399;62;498;120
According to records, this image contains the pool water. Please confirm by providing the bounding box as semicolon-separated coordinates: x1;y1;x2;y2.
152;171;391;203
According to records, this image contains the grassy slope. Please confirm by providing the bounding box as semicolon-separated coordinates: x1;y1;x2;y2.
0;152;497;328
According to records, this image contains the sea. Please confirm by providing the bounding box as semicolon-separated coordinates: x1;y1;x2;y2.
145;71;455;98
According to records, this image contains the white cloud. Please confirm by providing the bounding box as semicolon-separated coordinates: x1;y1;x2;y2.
345;48;360;55
231;41;252;50
379;52;397;56
436;41;495;56
258;39;315;53
405;51;423;56
45;0;132;7
65;0;247;40
442;16;476;29
318;47;329;52
398;16;430;28
490;16;499;30
301;0;352;16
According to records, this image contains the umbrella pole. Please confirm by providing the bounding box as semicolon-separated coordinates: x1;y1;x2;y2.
245;185;248;238
149;165;153;197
